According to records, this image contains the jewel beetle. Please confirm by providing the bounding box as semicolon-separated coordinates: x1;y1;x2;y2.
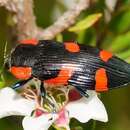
5;39;130;97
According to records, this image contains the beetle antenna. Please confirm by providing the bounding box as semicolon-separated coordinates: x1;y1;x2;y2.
0;41;8;74
3;41;8;65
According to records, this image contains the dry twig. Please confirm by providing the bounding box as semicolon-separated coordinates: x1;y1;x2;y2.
0;0;37;39
0;0;90;40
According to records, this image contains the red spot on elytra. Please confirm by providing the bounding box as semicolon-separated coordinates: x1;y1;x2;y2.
45;68;73;85
64;42;80;53
10;67;32;80
95;68;108;92
19;39;38;45
100;50;113;62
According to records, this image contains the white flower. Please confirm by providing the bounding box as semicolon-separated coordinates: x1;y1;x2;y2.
22;91;108;130
66;91;108;123
0;87;35;118
23;112;58;130
0;87;58;130
0;87;108;130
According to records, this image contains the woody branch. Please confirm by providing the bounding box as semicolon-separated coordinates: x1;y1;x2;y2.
0;0;90;40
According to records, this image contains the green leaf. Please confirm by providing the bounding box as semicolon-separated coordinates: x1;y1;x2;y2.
56;33;63;42
108;31;130;52
110;9;130;33
117;49;130;59
72;126;83;130
68;13;102;32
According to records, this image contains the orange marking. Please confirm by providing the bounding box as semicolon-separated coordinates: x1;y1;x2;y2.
10;67;32;80
64;42;80;52
100;50;113;62
95;68;108;91
19;39;38;45
45;68;73;85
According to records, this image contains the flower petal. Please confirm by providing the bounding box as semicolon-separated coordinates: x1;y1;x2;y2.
23;113;58;130
66;91;108;123
0;87;35;118
55;109;70;130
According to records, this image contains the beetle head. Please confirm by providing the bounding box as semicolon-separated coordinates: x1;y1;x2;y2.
5;44;37;70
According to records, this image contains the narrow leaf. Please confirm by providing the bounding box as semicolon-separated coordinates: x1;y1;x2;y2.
68;13;102;32
108;31;130;52
56;33;63;42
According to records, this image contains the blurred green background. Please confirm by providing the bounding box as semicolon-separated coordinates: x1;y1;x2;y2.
0;0;130;130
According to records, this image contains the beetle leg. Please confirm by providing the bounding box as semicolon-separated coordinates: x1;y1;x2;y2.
40;82;46;98
11;77;33;90
40;81;56;112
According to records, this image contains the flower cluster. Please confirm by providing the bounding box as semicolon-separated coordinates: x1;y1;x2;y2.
0;84;108;130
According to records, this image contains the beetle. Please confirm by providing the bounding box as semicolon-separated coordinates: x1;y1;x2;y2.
5;39;130;98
